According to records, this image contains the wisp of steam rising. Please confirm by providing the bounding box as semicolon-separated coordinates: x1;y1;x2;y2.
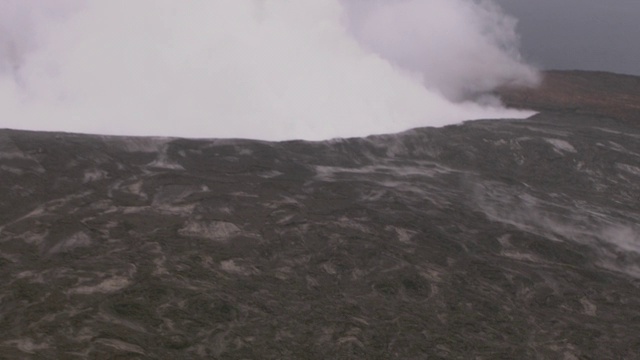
0;0;539;140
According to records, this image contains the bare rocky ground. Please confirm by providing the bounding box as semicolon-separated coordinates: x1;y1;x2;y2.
1;71;640;359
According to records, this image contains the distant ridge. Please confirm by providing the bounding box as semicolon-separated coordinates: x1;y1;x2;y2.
498;70;640;125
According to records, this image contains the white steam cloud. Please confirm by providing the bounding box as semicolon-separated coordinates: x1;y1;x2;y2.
0;0;539;141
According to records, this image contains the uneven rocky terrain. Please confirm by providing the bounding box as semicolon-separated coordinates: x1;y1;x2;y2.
1;71;640;359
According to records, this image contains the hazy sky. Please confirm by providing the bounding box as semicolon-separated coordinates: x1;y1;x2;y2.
496;0;640;76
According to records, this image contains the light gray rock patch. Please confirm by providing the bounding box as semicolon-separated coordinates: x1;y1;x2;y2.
68;276;131;295
545;138;577;154
616;163;640;177
94;338;146;355
49;232;93;254
179;220;241;241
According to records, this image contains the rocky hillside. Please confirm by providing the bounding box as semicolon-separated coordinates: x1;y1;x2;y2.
1;71;640;359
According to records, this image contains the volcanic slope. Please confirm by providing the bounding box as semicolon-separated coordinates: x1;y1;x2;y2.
1;71;640;358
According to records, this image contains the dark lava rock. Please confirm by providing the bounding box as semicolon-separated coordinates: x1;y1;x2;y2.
1;71;639;359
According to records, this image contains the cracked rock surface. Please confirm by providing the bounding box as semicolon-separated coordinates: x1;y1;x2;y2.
1;71;640;359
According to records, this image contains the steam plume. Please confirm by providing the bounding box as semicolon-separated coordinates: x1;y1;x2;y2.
0;0;539;140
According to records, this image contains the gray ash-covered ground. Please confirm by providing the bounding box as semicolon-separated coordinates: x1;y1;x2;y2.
1;71;640;358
